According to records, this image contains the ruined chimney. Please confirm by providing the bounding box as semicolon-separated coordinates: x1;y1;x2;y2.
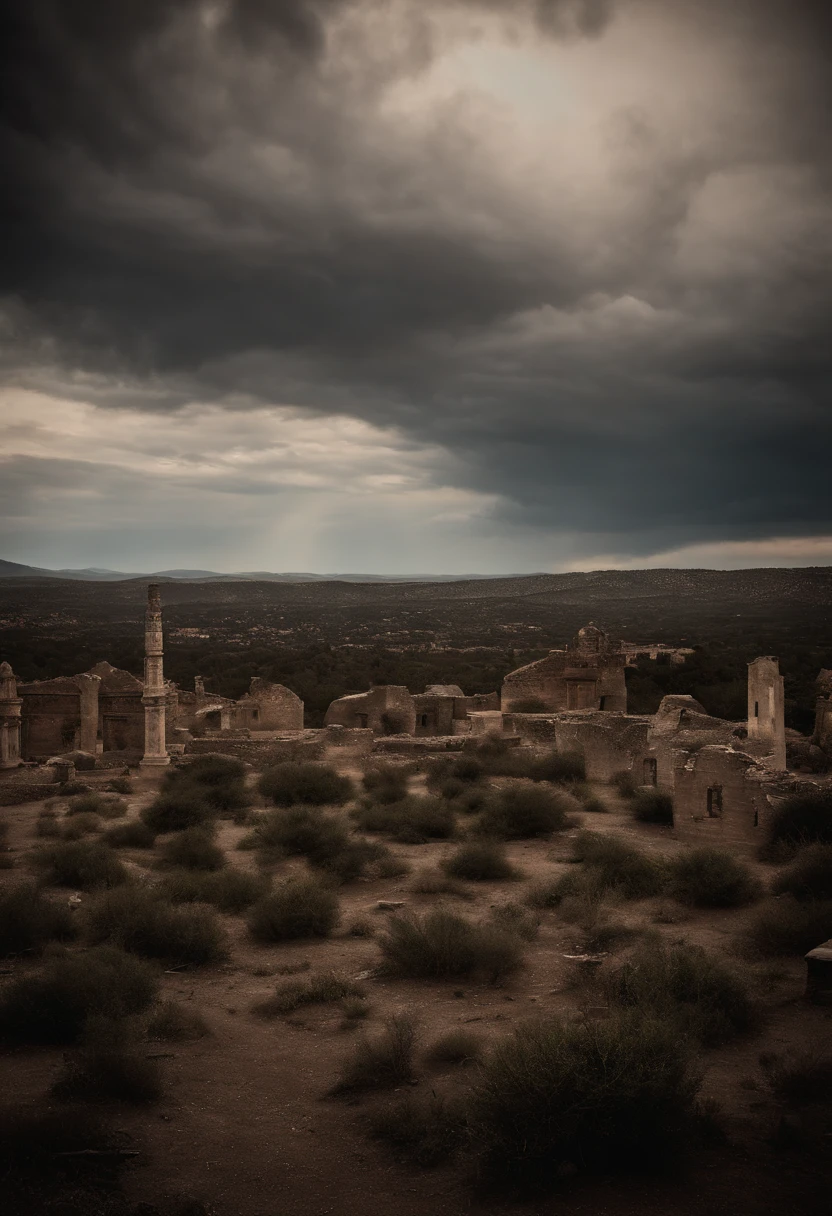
140;584;170;768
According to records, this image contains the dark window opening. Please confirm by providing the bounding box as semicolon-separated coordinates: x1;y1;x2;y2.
707;786;723;818
252;708;259;721
420;714;428;728
642;758;657;786
754;701;759;718
599;696;608;710
355;713;369;729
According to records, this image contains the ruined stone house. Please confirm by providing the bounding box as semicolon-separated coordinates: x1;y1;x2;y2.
501;622;628;713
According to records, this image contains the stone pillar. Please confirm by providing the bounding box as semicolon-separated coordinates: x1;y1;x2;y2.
141;584;170;769
75;673;101;754
0;661;22;768
747;656;786;771
195;675;206;701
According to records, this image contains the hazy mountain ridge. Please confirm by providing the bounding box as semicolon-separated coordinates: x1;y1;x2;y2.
0;559;505;584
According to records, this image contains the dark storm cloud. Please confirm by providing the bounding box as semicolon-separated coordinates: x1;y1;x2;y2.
1;0;831;559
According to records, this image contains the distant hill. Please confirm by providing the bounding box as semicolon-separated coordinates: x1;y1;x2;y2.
0;559;507;584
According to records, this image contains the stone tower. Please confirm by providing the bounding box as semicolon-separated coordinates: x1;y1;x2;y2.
0;661;22;768
747;656;786;771
141;584;170;768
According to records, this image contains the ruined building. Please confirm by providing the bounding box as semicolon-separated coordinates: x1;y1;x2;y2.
501;623;628;713
0;661;22;768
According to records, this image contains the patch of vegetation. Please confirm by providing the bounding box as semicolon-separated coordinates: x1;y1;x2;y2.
103;820;157;849
52;1017;162;1105
332;1014;416;1094
607;938;758;1046
59;812;102;840
249;805;387;882
0;882;74;955
0;946;157;1044
443;840;518;881
247;876;340;942
146;999;210;1041
67;793;127;820
669;848;761;908
531;749;586;784
425;1028;484;1066
569;831;668;899
141;786;215;834
159;826;226;871
611;770;638;798
83;885;227;965
772;844;832;901
341;996;372;1023
362;763;411;804
34;810;61;839
159;866;271;912
490;902;540;942
474;785;572;840
370;1093;467;1166
409;866;471;898
105;776;133;795
631;790;674;825
468;1011;700;1187
766;789;832;852
378;909;524;983
32;840;128;890
765;1051;832;1107
744;896;832;956
258;762;353;807
425;754;486;793
180;754;251;816
353;794;457;843
253;972;365;1016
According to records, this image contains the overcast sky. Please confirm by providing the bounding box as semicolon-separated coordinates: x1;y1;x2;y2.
1;0;830;574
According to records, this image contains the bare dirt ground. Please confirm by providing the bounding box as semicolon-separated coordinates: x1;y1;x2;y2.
1;752;829;1216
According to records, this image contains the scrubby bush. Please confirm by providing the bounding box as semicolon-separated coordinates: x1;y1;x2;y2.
159;866;271;912
353;795;456;843
67;793;127;820
159;826;226;871
362;763;411;804
106;776;133;795
766;1052;832;1106
425;1028;484;1066
258;762;353;808
59;812;101;840
103;820;157;849
247;876;340;942
32;841;128;890
571;831;668;899
370;1093;467;1166
669;848;761;908
490;902;540;942
184;755;251;815
409;866;471;898
141;787;215;834
474;785;571;840
744;897;832;956
52;1017;162;1104
332;1015;416;1094
607;939;758;1046
378;909;523;983
35;810;61;838
146;1000;209;1041
632;790;674;825
443;840;518;881
767;789;832;851
0;946;157;1044
532;749;586;784
249;805;386;882
773;844;832;901
611;770;638;798
254;972;364;1016
469;1012;699;1186
0;882;74;955
83;886;227;965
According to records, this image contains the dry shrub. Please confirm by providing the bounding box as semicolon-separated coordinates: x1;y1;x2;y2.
765;1051;832;1106
0;881;74;955
59;812;101;840
146;999;209;1041
83;885;227;965
773;844;832;901
370;1093;467;1166
469;1012;699;1188
0;946;157;1044
32;840;128;890
247;876;340;942
669;848;761;908
362;763;411;803
490;902;540;942
607;938;758;1046
570;831;668;899
141;787;215;834
531;750;586;784
103;819;157;849
35;810;61;839
631;790;674;825
425;1028;484;1066
254;972;364;1016
159;826;226;871
159;866;271;912
766;789;832;853
51;1016;162;1104
67;793;127;820
611;770;638;798
474;785;572;840
443;840;518;881
332;1014;416;1094
409;866;471;898
744;896;832;956
258;762;353;807
353;794;456;843
251;805;387;882
378;909;523;983
180;755;251;816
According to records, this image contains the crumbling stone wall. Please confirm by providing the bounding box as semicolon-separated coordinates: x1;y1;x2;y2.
502;623;627;714
747;656;786;771
185;733;325;766
324;686;416;734
504;711;651;781
229;678;304;732
671;745;773;847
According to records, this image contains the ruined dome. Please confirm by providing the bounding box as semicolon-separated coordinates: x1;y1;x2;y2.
572;622;609;652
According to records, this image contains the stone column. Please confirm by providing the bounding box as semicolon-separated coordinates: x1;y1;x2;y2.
75;673;101;754
0;661;22;768
141;585;170;769
747;656;786;771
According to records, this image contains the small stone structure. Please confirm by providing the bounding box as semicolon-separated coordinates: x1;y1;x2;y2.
746;656;787;770
812;670;832;755
324;685;417;735
501;623;627;714
0;661;22;768
220;678;303;732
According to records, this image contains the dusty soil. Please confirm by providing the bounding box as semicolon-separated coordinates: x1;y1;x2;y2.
1;752;829;1216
